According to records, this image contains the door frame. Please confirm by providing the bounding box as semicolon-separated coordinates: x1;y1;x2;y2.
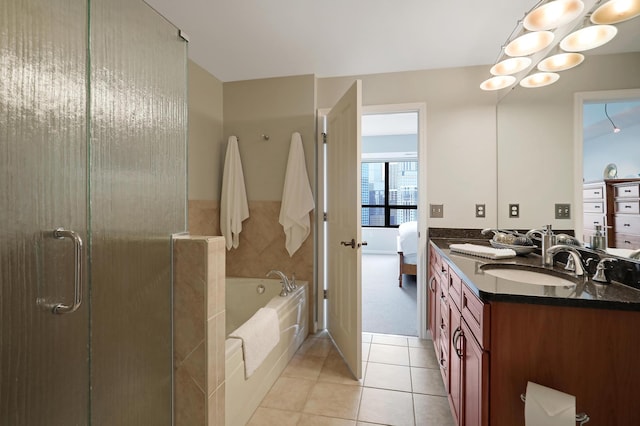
315;102;428;338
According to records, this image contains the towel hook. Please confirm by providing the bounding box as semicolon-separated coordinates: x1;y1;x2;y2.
261;134;270;141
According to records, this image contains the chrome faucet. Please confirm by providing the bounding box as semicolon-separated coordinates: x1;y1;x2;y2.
266;270;292;296
546;244;586;277
592;258;617;283
526;225;556;266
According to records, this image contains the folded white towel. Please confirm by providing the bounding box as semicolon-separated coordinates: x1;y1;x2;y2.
229;307;280;378
279;132;315;257
220;136;249;250
449;243;516;259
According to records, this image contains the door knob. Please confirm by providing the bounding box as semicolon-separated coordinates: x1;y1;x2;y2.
340;239;368;249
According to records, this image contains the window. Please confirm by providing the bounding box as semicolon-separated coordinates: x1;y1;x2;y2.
361;161;418;227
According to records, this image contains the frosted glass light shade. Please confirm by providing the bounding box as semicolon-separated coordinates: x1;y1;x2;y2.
490;57;532;75
524;0;585;30
591;0;640;24
520;72;560;88
480;75;516;91
537;52;585;71
505;31;555;56
560;24;617;51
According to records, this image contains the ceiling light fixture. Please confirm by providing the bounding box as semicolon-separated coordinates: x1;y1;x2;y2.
520;72;560;88
480;75;517;91
560;23;618;51
524;0;585;30
537;52;585;71
591;0;640;24
505;31;555;56
604;103;621;133
490;57;533;75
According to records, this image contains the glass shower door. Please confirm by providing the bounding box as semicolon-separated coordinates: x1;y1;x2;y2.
0;0;90;425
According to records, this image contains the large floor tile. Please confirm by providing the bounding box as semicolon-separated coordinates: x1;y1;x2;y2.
407;336;432;348
358;387;415;426
364;362;412;392
371;334;409;346
318;352;361;385
247;407;301;426
410;367;447;396
368;343;410;365
282;353;327;380
260;376;315;411
298;336;334;358
303;382;363;420
408;346;438;368
298;413;357;426
413;393;455;426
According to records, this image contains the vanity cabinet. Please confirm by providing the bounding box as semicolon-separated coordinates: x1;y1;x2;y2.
429;247;489;426
612;180;640;249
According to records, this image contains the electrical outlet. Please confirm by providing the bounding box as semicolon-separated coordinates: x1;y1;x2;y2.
555;203;571;219
509;203;519;218
475;204;486;218
430;204;444;218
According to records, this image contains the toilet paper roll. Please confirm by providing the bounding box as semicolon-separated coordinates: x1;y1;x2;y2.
524;381;576;426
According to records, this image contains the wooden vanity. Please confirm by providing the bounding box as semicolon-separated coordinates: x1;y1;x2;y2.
429;240;640;426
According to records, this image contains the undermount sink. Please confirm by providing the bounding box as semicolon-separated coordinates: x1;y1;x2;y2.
480;265;576;287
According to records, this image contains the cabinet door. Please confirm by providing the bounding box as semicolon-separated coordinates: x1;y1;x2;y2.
462;319;489;426
449;308;462;425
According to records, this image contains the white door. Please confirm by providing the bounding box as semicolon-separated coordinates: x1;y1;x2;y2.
326;80;363;379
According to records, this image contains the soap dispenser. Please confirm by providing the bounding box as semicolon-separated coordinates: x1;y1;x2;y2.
591;225;607;251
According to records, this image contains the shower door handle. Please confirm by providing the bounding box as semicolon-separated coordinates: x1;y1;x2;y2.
51;227;83;314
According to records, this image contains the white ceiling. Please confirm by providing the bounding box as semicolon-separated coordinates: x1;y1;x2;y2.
144;0;538;82
143;0;640;83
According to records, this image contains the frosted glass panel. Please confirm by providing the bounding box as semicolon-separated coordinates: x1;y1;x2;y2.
89;0;187;424
0;0;89;425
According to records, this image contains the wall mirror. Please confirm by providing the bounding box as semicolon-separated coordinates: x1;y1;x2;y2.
496;11;640;263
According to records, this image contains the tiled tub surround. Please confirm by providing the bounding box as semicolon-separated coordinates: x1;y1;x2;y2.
189;200;315;326
173;235;226;426
225;278;309;426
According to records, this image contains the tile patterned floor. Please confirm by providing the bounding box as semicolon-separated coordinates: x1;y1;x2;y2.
247;332;455;426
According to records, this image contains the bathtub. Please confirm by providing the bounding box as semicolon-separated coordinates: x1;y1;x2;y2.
225;277;308;426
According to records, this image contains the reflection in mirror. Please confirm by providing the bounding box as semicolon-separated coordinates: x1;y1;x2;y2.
576;89;640;260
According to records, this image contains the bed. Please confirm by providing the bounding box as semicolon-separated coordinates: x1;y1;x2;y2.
397;221;418;287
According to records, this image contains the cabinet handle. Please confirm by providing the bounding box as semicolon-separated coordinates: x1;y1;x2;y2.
50;228;83;314
594;191;600;195
624;223;631;227
624;189;632;193
452;326;463;358
429;276;437;291
624;205;632;209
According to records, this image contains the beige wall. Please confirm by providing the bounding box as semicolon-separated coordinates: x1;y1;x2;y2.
318;65;499;228
188;60;224;201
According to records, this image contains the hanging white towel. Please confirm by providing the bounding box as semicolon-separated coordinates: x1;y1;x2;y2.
220;136;249;250
229;307;280;379
279;132;315;257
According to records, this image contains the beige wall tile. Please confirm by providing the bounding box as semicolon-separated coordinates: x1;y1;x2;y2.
207;384;225;426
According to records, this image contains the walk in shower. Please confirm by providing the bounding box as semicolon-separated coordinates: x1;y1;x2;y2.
0;0;187;424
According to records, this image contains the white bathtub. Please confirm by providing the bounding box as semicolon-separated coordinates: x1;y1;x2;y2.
225;277;308;426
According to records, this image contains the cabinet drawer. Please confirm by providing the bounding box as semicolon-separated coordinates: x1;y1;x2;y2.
461;285;490;349
614;233;640;248
615;183;640;199
584;202;605;213
448;268;462;311
583;213;606;229
438;341;448;391
615;201;640;215
583;186;604;200
614;215;640;235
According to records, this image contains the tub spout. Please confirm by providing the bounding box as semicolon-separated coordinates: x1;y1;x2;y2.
266;270;291;296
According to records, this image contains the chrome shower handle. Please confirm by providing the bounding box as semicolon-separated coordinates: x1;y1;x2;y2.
51;227;83;314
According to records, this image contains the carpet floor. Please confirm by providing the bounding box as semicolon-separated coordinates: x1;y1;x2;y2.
362;253;417;336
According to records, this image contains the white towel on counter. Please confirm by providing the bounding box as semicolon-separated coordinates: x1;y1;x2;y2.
279;132;315;257
220;136;249;250
229;307;280;379
449;243;516;259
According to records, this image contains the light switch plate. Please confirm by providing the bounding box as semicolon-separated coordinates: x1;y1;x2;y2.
509;203;519;218
430;204;444;218
475;204;486;218
555;203;571;219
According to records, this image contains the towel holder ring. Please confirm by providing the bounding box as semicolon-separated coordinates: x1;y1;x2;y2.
520;394;590;425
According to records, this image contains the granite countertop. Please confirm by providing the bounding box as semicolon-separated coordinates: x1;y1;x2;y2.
430;238;640;311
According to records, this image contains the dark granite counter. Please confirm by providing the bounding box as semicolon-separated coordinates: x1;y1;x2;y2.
430;238;640;311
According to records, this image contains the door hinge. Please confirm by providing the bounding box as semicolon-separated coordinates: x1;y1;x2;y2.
322;132;327;144
323;289;328;299
323;212;328;221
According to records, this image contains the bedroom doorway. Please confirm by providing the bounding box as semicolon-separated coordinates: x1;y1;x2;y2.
361;108;424;337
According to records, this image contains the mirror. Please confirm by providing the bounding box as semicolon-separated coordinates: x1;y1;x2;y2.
496;15;640;262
